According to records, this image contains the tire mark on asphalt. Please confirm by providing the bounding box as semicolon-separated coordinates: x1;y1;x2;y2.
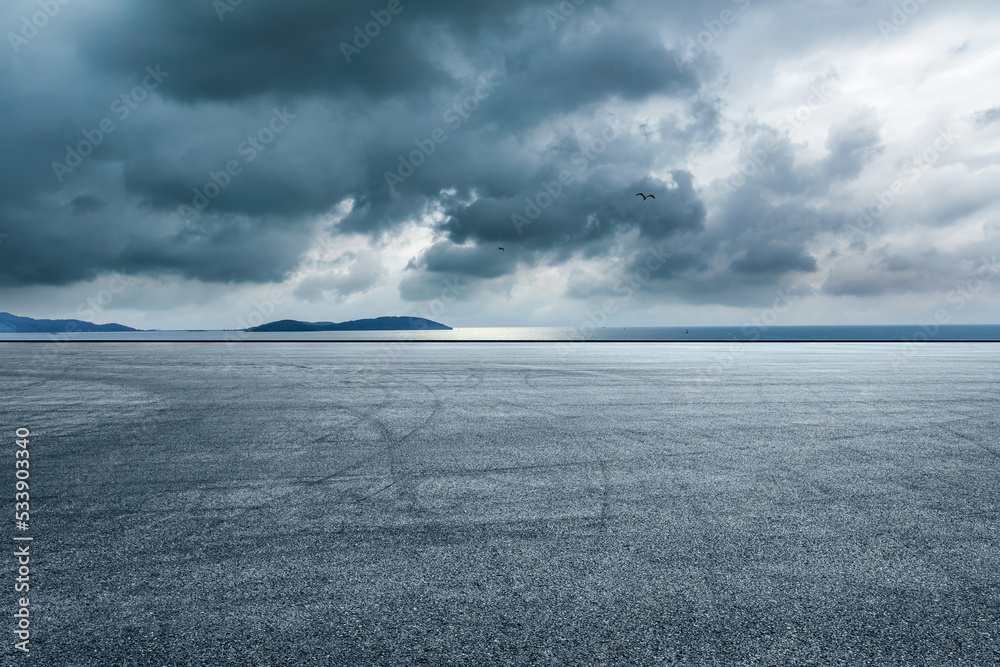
281;370;395;486
936;422;1000;460
377;375;444;516
357;480;399;503
0;349;83;394
515;366;615;536
287;366;448;520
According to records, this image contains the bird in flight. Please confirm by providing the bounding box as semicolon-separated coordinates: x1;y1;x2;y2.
635;193;655;200
497;247;504;252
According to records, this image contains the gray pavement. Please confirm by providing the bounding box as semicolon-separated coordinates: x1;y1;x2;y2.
1;343;999;665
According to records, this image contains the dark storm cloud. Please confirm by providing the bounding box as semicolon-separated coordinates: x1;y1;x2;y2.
730;243;818;275
70;194;106;216
0;0;638;286
490;22;699;126
1;0;993;313
669;107;882;298
822;245;1000;299
2;0;717;290
823;248;941;297
404;170;706;292
714;107;883;200
0;198;312;287
439;171;705;251
409;242;511;280
597;110;887;307
706;155;842;277
116;223;311;284
71;0;508;103
821;107;883;180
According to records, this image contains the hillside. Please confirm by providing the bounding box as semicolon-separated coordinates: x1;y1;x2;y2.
0;312;139;333
245;316;451;332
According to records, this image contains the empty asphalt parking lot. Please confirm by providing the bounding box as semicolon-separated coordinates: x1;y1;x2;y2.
2;343;998;665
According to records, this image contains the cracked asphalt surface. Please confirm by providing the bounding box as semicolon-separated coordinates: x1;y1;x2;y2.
2;342;998;665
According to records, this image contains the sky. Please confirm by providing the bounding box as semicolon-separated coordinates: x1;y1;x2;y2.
1;0;998;329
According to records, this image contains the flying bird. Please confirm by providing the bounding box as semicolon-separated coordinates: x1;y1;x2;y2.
635;193;655;200
497;247;504;252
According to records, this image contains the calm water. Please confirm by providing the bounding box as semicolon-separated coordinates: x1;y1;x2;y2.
1;324;999;341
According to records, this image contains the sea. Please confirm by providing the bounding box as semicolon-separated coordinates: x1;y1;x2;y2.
2;323;999;341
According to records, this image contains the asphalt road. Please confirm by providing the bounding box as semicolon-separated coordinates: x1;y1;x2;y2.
2;343;998;665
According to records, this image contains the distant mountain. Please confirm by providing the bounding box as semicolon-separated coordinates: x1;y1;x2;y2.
0;312;139;333
245;316;451;332
0;312;450;334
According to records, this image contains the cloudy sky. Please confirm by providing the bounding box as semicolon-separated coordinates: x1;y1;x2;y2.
1;0;998;329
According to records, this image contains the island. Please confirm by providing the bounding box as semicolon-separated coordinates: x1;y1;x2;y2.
0;312;451;333
0;312;138;333
244;317;451;332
